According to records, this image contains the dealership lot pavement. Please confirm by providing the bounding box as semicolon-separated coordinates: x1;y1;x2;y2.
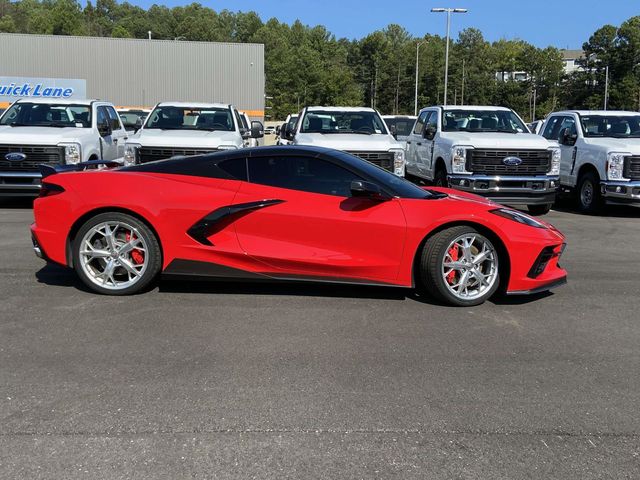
1;200;639;479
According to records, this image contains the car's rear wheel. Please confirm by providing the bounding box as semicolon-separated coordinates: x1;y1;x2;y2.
527;204;552;215
72;212;161;295
420;226;500;307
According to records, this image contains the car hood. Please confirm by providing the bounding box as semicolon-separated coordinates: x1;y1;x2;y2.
582;137;640;154
441;132;552;149
294;133;403;151
0;126;94;144
130;129;241;148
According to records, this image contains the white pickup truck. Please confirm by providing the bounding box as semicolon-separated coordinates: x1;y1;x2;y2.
123;102;263;165
281;106;406;176
405;105;560;214
539;110;640;213
0;98;127;196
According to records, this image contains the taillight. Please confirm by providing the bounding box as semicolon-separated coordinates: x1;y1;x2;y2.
39;182;65;198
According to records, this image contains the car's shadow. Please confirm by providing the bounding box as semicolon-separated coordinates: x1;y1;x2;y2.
552;197;640;218
35;263;551;307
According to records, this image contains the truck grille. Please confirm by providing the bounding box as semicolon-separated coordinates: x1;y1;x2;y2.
137;147;220;164
624;156;640;180
0;144;64;172
345;151;394;170
467;149;551;175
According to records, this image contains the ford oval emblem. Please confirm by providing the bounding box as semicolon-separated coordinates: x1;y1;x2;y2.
5;152;27;162
502;156;522;166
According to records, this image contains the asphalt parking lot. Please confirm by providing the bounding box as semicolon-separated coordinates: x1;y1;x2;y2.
1;199;639;479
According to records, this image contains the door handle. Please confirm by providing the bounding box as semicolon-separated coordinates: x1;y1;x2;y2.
114;138;118;144
416;142;422;146
406;141;412;145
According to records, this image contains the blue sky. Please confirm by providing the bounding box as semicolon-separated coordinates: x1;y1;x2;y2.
131;0;639;49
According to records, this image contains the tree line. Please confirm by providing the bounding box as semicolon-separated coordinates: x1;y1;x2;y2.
1;0;639;119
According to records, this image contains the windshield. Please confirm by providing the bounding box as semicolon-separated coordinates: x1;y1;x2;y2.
145;106;235;131
384;117;416;137
580;115;640;138
301;110;388;135
442;109;527;133
0;102;91;128
118;111;148;129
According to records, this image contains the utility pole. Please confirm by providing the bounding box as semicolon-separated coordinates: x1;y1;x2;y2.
461;59;465;106
431;7;468;106
604;65;609;110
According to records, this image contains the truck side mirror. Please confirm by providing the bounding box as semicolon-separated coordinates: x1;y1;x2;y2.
423;125;436;140
389;124;397;139
275;125;281;135
559;127;577;146
250;121;264;139
98;123;112;137
284;124;295;141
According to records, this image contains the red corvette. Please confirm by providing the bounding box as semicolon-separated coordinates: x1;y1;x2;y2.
31;146;567;306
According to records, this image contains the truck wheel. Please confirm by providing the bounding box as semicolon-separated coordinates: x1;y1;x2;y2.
433;168;448;187
576;171;604;214
72;212;162;295
420;226;500;307
527;204;552;215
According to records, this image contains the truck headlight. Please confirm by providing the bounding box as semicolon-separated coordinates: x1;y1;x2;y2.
390;148;405;176
549;147;561;175
607;152;629;181
451;146;471;174
58;143;81;164
123;144;140;166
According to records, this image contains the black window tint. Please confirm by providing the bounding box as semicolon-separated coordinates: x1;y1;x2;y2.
106;106;121;131
424;111;437;131
97;107;109;128
248;156;362;197
218;158;248;181
542;117;561;140
413;111;429;134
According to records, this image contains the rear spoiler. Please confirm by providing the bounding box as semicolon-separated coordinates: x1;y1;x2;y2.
39;160;122;179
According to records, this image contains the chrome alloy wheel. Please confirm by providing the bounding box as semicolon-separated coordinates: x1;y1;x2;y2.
441;233;499;301
78;221;149;291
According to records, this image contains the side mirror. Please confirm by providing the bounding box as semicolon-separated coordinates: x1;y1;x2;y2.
284;124;295;141
350;180;389;201
275;125;281;136
389;124;397;139
98;123;112;137
560;127;577;146
423;125;436;140
250;121;264;139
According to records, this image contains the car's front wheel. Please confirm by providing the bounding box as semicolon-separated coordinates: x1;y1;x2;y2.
576;171;604;214
72;212;161;295
420;226;501;307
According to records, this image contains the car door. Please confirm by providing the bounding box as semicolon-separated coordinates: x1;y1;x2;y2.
96;106;118;160
405;111;427;176
105;105;128;158
420;111;438;178
543;115;577;184
229;153;407;284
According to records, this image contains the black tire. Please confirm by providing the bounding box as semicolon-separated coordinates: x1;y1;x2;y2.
72;212;161;295
576;171;604;214
433;167;448;187
527;204;552;216
420;226;501;307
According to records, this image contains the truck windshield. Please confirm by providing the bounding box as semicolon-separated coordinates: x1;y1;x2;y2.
580;115;640;138
145;106;235;131
0;103;91;128
442;109;527;133
300;110;388;135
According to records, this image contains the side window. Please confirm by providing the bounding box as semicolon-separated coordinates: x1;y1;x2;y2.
96;107;109;129
424;111;437;132
413;111;429;135
234;110;246;131
218;157;248;181
247;156;362;197
106;106;121;131
558;117;577;139
542;116;561;140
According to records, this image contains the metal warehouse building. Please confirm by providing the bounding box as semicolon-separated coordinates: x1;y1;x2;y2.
0;33;265;119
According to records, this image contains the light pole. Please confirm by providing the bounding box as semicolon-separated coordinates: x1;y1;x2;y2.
414;41;425;116
431;7;467;106
604;65;609;111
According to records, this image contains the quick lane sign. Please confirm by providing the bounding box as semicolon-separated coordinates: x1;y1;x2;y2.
0;76;86;101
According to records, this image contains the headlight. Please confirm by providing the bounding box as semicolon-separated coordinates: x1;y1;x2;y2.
389;148;405;176
58;143;81;164
451;146;471;174
607;152;629;181
123;143;140;166
490;208;547;229
218;144;239;150
548;147;561;175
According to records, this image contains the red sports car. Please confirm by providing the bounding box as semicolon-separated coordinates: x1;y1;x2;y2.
31;146;567;306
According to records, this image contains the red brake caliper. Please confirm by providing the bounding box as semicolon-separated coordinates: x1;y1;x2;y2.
446;244;459;284
125;232;145;264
